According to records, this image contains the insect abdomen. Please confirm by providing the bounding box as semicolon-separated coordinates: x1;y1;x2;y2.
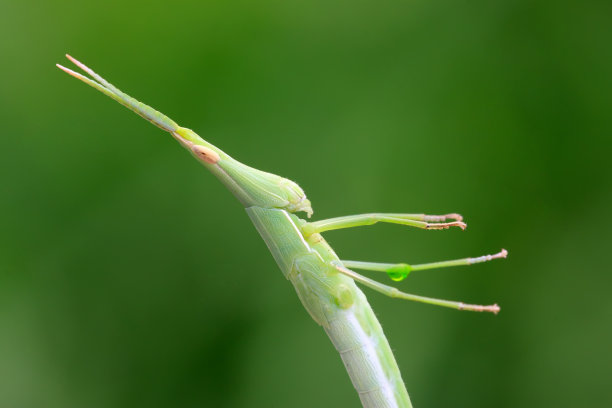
324;288;413;408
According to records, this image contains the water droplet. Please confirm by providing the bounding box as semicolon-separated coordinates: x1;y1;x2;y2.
387;265;411;282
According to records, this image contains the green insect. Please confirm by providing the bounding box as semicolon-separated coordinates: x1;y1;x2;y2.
57;55;506;408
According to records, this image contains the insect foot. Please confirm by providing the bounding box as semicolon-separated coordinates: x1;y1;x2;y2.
425;221;467;230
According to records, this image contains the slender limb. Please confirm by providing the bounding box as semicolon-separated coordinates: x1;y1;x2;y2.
341;249;508;281
332;262;500;314
302;213;466;236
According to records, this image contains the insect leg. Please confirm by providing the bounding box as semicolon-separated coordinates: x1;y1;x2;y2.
341;249;508;281
332;262;500;314
302;213;466;236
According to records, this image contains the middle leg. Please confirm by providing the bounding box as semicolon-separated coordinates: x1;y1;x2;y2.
341;249;508;281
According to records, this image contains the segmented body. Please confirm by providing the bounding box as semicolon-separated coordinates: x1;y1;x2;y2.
58;55;504;408
247;207;412;408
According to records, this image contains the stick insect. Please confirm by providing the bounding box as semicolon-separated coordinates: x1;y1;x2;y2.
57;55;506;408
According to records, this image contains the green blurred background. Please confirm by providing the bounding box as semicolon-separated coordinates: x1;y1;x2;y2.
1;0;611;407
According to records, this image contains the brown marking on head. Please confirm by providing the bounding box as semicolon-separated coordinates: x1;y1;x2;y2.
191;145;220;164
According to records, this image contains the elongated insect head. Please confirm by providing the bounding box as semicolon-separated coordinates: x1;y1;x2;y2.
173;128;313;217
57;55;313;217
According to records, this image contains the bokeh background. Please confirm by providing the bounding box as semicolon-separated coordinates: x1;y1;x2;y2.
1;1;611;407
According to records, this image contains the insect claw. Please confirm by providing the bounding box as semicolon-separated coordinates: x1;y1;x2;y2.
425;221;467;230
444;213;463;222
467;248;508;264
495;249;508;259
458;302;500;314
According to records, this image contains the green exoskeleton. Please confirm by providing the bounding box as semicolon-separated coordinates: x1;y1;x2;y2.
57;55;507;408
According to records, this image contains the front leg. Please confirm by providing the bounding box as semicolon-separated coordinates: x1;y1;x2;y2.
301;213;466;237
